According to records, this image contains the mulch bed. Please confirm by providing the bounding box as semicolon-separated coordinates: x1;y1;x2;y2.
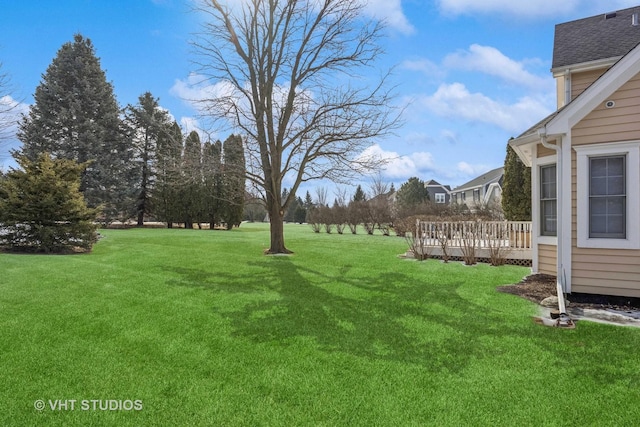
498;274;640;311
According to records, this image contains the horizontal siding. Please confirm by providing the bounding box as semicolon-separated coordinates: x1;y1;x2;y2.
571;69;607;101
536;143;555;158
572;73;640;145
538;244;556;276
570;71;640;298
570;283;640;298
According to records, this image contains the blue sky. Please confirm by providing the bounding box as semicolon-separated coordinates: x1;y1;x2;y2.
2;0;639;196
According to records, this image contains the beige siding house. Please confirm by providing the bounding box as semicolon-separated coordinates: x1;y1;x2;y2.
510;6;640;297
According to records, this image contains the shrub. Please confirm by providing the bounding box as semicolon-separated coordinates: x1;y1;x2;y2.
0;153;99;253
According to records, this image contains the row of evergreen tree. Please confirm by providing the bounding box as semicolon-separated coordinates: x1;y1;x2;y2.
14;34;246;228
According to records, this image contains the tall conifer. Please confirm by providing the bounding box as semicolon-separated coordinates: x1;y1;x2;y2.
17;34;132;220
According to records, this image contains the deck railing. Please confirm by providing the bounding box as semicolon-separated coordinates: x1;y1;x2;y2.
413;220;532;262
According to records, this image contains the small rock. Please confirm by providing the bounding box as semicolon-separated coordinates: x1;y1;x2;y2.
540;296;558;307
540;296;571;308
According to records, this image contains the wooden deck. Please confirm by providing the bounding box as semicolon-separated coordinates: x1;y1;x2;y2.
413;220;532;262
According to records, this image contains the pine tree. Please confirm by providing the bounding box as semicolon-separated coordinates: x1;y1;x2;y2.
304;191;314;210
396;177;427;209
502;143;531;220
155;121;183;227
0;152;98;253
125;92;173;226
221;134;246;229
17;34;132;221
353;185;367;202
293;196;306;224
181;131;203;229
202;139;224;229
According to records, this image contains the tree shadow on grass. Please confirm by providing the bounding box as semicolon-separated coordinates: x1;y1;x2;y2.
165;258;529;371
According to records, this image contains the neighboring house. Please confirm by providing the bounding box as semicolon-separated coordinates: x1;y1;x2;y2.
449;167;504;210
509;6;640;298
425;179;451;204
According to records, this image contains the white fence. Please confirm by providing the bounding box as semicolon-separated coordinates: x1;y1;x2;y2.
414;220;532;261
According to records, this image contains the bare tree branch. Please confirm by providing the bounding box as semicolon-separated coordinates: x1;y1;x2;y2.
192;0;401;253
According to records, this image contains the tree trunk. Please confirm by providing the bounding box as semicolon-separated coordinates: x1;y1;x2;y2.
267;204;291;254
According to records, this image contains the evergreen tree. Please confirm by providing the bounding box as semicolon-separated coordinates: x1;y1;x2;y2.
17;34;133;221
221;134;246;229
502;143;532;220
0;152;98;253
125;92;173;226
155;121;183;227
293;196;306;224
353;185;367;202
181;131;203;229
396;177;428;209
202;139;224;229
304;191;314;210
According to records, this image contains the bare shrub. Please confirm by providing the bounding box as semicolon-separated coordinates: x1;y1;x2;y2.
404;231;431;261
460;221;478;265
486;222;511;266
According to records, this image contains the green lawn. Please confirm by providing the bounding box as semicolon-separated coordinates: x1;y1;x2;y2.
1;223;639;426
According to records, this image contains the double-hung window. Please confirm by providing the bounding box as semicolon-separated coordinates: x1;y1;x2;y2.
435;193;446;204
589;156;625;238
540;164;557;236
575;141;640;249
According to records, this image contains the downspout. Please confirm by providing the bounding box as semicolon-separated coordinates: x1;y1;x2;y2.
537;127;573;327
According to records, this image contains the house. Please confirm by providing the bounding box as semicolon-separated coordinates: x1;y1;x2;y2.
449;167;503;210
509;6;640;298
424;179;451;204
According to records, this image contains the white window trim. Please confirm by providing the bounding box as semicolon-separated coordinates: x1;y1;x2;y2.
533;155;557;246
574;141;640;249
435;193;446;204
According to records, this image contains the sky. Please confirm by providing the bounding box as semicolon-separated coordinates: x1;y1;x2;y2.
2;0;640;198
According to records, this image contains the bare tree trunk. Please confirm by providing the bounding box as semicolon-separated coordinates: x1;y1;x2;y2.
268;204;291;254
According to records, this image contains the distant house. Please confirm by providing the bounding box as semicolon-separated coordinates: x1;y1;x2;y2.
449;167;504;210
509;6;640;298
424;180;451;204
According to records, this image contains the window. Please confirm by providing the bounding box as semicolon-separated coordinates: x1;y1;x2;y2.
461;192;466;202
574;141;640;249
540;164;557;236
435;193;446;204
589;156;625;238
472;189;480;203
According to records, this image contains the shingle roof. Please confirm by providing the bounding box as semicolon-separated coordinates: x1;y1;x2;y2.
452;167;504;192
553;5;640;69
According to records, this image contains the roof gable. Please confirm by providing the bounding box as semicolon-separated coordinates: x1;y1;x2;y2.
553;6;640;70
452;167;504;192
548;41;640;135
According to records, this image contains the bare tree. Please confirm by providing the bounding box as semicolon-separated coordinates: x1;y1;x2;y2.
369;172;389;198
193;0;400;253
0;62;20;144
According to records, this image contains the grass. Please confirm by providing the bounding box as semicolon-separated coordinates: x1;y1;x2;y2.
1;222;639;426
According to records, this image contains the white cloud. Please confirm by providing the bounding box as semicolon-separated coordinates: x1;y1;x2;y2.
456;161;491;177
418;82;552;134
359;144;435;179
436;0;579;18
444;44;553;90
437;0;640;19
364;0;415;35
401;59;446;80
170;74;237;111
440;129;458;145
0;95;29;140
